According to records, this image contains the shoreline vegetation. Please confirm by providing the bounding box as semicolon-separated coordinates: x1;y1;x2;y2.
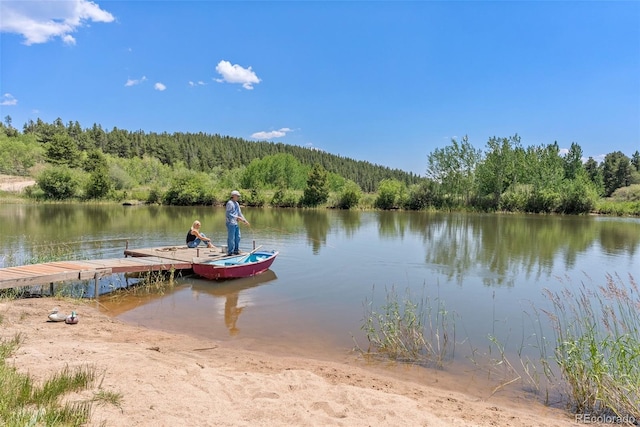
0;118;639;216
2;188;639;217
357;275;640;424
2;270;637;425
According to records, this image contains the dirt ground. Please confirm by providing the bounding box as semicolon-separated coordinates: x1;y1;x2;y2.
0;174;36;192
0;298;581;427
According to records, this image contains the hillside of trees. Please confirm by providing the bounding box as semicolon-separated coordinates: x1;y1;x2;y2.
0;117;638;215
3;117;420;193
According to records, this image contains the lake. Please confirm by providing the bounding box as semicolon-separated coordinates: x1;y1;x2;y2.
1;204;639;385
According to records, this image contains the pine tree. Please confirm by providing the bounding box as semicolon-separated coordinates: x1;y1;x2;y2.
301;163;329;207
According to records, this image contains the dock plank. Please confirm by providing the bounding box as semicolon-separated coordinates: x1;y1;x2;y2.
0;246;216;293
0;271;84;290
125;246;230;262
13;265;78;275
0;268;44;278
45;261;103;272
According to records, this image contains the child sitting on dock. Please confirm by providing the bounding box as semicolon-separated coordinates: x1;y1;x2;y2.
186;220;214;248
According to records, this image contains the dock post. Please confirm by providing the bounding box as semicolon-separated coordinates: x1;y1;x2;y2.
94;273;99;299
50;282;54;296
197;248;200;257
253;240;256;250
125;240;129;257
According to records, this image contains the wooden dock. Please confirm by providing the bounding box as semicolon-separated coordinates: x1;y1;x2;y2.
0;245;231;292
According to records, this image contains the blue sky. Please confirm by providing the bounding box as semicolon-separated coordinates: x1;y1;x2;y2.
1;1;638;175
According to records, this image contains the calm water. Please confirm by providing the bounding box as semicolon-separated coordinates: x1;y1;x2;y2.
1;204;639;368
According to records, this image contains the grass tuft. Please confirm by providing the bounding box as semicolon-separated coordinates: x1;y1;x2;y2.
542;273;640;420
24;242;78;265
107;268;177;299
32;365;97;404
357;284;455;368
93;389;124;408
0;334;121;426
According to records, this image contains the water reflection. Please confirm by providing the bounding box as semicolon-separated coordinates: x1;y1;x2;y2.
597;220;640;255
302;210;331;254
338;210;362;237
190;270;278;335
377;211;410;239
2;205;639;286
402;213;640;287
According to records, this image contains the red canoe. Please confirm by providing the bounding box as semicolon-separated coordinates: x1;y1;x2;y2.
192;251;278;280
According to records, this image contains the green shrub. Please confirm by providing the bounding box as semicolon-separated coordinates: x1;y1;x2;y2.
610;184;640;202
469;194;497;212
525;187;561;213
36;165;81;199
127;188;150;201
358;193;376;209
595;200;640;216
270;189;298;208
163;171;215;205
244;188;265;207
336;181;361;209
558;177;599;214
147;187;162;204
108;163;135;190
375;179;407;210
0;133;44;175
336;189;359;209
85;168;112;199
404;181;441;210
500;184;531;212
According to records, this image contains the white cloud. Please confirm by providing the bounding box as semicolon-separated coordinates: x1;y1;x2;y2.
0;93;17;106
125;76;147;87
0;0;115;45
559;148;569;156
251;128;292;140
154;82;166;91
61;34;76;45
215;60;261;90
306;144;325;152
188;81;206;87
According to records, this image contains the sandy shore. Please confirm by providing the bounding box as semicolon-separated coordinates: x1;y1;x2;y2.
0;298;581;427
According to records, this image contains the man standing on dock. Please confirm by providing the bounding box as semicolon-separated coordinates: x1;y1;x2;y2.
226;190;250;256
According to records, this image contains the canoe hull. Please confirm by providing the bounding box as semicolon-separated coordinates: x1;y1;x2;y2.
192;251;278;280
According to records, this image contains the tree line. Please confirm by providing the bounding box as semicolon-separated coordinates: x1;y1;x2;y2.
4;117;420;192
1;116;638;215
419;135;639;214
